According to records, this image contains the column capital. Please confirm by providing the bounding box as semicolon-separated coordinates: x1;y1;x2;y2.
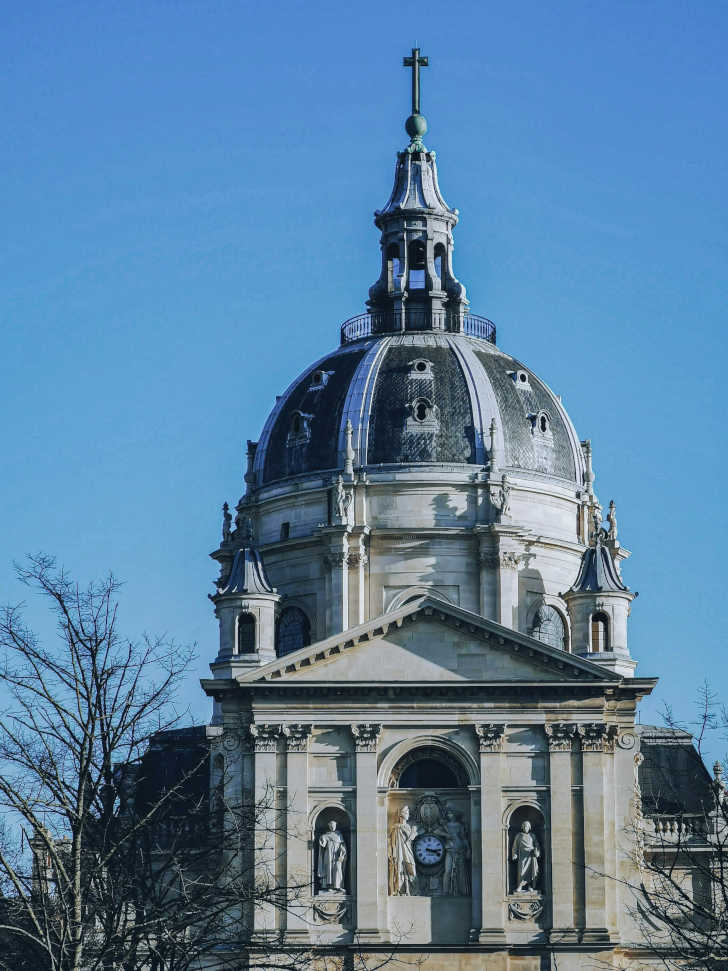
282;723;313;752
545;722;578;753
350;723;382;753
578;721;618;753
249;722;282;753
474;722;506;753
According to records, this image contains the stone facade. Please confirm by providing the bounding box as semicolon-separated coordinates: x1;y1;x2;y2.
194;54;706;970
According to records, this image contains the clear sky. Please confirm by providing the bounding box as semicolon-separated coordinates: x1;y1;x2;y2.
1;1;726;740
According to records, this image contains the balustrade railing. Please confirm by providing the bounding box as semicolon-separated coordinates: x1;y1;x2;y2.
340;309;496;345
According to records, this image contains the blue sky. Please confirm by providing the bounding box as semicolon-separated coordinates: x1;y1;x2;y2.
1;1;726;741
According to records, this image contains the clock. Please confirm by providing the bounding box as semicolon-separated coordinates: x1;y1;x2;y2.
413;833;444;867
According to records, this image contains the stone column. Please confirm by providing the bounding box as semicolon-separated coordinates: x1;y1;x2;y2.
578;722;617;942
283;724;312;941
351;723;382;941
249;723;281;936
545;722;578;940
475;723;507;944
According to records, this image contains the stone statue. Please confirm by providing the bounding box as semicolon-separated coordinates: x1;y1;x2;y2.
441;808;471;896
490;474;511;522
317;820;347;892
221;502;232;543
334;474;352;524
607;500;618;541
388;806;418;895
511;820;541;892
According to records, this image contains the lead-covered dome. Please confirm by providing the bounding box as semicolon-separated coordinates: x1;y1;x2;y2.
252;331;584;487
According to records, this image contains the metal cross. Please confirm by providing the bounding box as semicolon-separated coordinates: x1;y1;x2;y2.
403;47;429;116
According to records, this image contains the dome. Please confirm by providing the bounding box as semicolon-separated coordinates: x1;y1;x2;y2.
252;331;584;488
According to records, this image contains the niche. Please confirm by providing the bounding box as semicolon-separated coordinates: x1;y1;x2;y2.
313;806;351;896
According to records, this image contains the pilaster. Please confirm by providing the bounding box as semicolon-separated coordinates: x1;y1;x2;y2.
545;722;578;942
351;723;382;941
249;722;282;936
578;722;618;942
282;724;313;941
474;723;507;944
320;526;350;634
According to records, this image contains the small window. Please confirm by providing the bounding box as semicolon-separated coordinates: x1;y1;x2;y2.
309;369;331;390
398;759;459;789
237;614;256;654
280;522;290;540
509;369;531;389
591;612;609;652
414;399;429;422
529;410;552;441
291;414;301;435
276;606;312;658
409;358;433;378
287;411;312;445
539;415;548;433
530;604;567;651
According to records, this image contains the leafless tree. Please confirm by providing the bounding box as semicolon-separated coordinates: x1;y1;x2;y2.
625;684;728;969
0;555;416;971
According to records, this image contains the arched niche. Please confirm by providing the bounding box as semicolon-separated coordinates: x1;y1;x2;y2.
311;805;351;896
506;803;546;897
384;741;475;899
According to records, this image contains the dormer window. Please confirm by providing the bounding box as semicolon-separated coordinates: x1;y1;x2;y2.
287;410;313;446
409;358;433;378
529;410;553;442
509;369;531;390
406;397;439;431
309;369;332;391
414;398;431;422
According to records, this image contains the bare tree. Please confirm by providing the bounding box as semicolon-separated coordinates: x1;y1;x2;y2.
0;556;415;971
627;684;728;969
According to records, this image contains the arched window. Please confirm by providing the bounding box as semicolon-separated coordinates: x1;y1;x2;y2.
276;606;311;658
408;240;426;290
386;243;401;291
237;614;256;654
389;746;469;789
530;604;567;651
433;243;446;288
591;612;609;652
398;759;459;788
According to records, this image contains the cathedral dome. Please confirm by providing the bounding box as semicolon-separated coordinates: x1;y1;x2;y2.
252;330;584;487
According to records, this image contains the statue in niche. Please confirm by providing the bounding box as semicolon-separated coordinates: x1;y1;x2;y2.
511;820;541;893
388;806;418;895
317;820;347;893
441;808;471;896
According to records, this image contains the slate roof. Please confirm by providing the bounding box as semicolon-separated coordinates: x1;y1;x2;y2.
251;334;584;487
569;538;629;593
637;724;714;815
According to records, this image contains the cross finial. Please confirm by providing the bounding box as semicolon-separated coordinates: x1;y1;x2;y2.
403;47;428;116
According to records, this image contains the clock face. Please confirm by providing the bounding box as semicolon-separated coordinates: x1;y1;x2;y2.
414;834;444;867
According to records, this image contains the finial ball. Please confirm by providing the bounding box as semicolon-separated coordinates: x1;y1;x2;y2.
405;113;428;139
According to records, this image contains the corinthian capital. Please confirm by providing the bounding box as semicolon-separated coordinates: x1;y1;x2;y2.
350;723;382;753
474;723;506;753
282;723;313;753
578;722;618;753
249;723;281;753
545;722;577;753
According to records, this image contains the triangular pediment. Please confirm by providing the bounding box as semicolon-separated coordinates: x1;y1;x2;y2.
239;596;621;685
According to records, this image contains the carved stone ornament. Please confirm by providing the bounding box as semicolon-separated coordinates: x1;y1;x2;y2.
249;723;281;753
508;895;543;921
313;897;350;924
500;551;523;571
578;722;618;753
350;723;382;753
618;731;636;750
474;723;506;754
282;723;312;753
223;731;240;752
545;722;577;753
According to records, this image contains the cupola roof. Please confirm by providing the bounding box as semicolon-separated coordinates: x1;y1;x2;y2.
214;546;274;597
